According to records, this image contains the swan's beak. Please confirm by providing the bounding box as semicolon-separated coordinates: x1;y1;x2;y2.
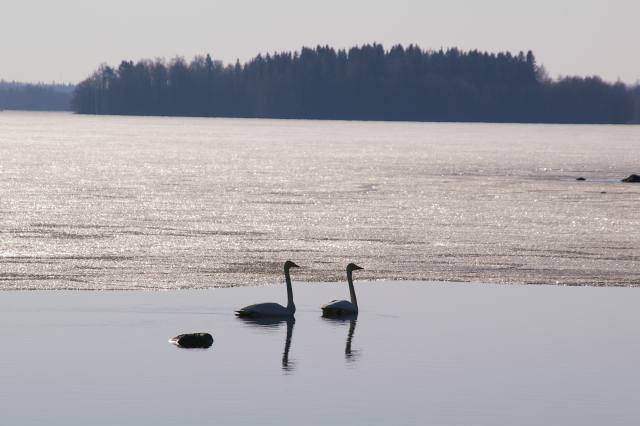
290;262;300;268
353;264;364;270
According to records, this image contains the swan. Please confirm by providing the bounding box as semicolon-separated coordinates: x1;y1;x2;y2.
235;261;299;318
321;263;363;317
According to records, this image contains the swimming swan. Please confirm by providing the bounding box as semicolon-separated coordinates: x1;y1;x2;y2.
235;261;299;318
321;263;363;317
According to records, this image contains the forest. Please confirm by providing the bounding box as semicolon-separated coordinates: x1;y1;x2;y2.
632;86;640;123
72;44;637;124
0;81;73;111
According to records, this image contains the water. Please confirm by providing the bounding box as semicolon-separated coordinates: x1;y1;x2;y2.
1;111;639;289
1;282;639;425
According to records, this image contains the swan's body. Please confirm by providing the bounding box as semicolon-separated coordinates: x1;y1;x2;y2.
322;299;357;315
236;302;290;317
322;263;363;317
235;261;299;318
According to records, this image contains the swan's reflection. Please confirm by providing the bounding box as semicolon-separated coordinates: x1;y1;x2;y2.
322;315;360;363
237;317;295;372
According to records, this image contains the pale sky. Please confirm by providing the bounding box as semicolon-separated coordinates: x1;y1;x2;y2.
1;0;638;84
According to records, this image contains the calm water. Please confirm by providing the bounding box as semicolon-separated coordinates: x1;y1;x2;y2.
0;282;639;425
0;111;639;289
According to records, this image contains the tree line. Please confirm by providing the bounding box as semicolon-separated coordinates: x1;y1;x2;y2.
0;81;73;111
72;44;637;124
632;86;640;123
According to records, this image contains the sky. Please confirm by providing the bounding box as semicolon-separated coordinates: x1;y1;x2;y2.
1;0;638;84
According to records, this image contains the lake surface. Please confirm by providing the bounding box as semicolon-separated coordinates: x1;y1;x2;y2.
0;111;639;289
1;282;639;426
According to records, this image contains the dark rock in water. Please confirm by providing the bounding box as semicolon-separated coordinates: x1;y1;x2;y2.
170;333;214;349
601;191;607;194
621;174;640;183
576;177;586;181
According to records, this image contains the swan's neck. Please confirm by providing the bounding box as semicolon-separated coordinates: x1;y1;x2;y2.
347;270;358;310
285;268;295;312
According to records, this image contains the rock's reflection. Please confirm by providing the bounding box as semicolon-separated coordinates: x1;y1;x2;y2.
322;315;360;363
237;317;296;372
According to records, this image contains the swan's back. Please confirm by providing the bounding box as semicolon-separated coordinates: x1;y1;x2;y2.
236;302;291;317
321;300;357;315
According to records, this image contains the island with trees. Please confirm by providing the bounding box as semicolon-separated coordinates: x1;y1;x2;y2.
72;44;638;124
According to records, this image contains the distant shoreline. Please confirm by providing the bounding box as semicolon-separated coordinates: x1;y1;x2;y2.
4;109;638;126
0;81;73;112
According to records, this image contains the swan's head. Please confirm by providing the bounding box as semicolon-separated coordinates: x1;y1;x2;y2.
347;263;364;272
284;260;300;270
